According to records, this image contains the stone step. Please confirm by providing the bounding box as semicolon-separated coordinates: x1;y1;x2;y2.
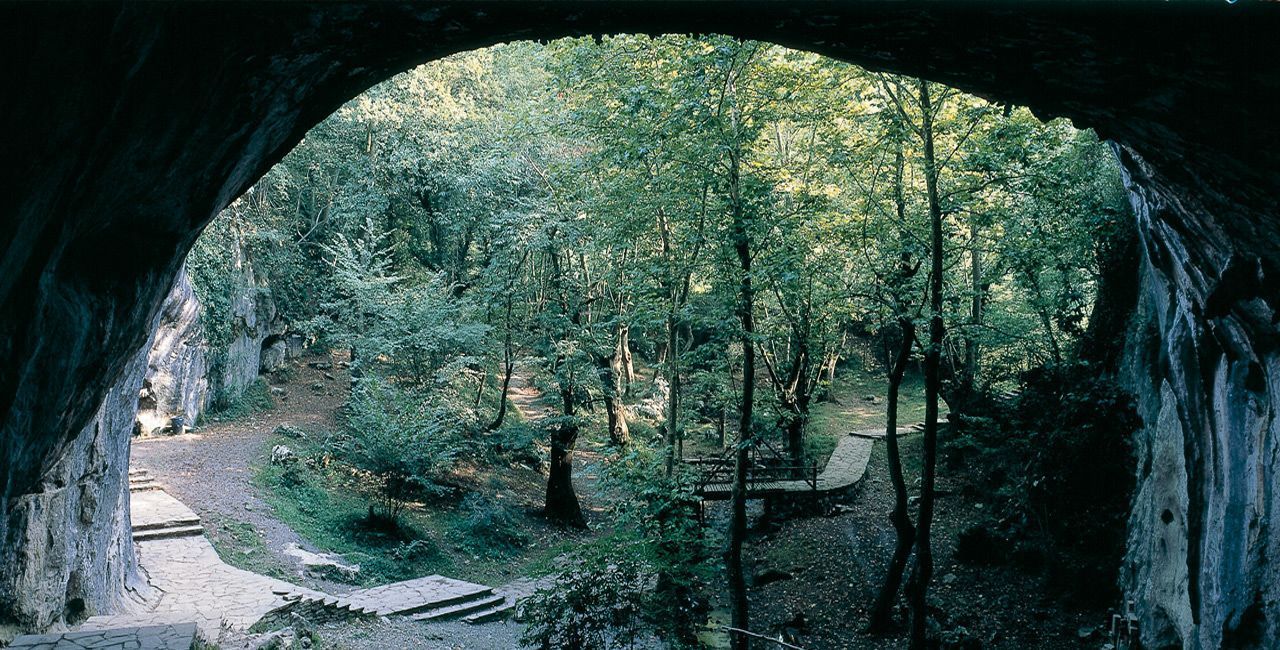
296;593;374;615
462;600;516;625
341;575;495;617
133;524;205;542
130;479;163;492
133;515;202;532
409;594;507;622
374;586;494;617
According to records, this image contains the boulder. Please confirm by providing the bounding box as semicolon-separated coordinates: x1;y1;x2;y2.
282;543;360;581
270;445;295;465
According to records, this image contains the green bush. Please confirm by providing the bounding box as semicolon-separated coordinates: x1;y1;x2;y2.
520;554;649;650
453;493;530;556
492;421;542;465
337;378;463;524
598;447;712;647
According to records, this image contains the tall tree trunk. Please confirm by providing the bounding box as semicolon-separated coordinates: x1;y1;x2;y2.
1026;271;1063;365
597;326;631;447
487;299;516;431
726;97;753;650
869;317;918;632
545;381;586;528
473;367;487;408
965;217;983;386
908;78;944;650
819;343;841;403
665;306;682;475
619;323;635;395
786;336;811;466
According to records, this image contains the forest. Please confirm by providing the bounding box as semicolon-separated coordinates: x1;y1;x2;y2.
175;35;1138;649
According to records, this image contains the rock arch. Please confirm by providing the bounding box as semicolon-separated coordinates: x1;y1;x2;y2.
1;3;1278;647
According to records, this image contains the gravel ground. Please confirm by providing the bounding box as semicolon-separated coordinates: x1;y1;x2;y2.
316;618;528;650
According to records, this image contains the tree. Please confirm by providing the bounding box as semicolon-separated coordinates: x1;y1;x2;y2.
909;77;945;650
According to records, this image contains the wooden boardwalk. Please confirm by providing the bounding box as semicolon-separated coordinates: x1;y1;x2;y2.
693;420;946;501
695;431;875;500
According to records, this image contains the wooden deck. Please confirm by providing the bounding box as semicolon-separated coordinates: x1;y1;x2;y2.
692;431;875;501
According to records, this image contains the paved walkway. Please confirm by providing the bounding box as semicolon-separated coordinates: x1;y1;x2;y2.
9;623;197;650
76;483;507;643
78;533;326;639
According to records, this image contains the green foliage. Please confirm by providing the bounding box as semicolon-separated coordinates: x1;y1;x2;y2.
491;421;542;466
520;553;650;650
188;36;1135;635
206;377;274;421
945;362;1140;603
452;493;530;557
335;378;465;523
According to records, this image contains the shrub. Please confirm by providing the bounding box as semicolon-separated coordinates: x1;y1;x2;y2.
492;421;542;466
339;378;463;523
390;538;440;564
520;554;649;650
453;493;530;556
599;447;712;647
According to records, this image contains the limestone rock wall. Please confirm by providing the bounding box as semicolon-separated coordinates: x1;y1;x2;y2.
0;345;147;633
1118;147;1280;649
214;241;283;404
137;267;208;434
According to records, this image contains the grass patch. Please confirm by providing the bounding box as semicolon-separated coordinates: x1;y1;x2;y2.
203;513;295;582
254;432;585;587
809;370;928;435
256;458;449;586
804;431;839;467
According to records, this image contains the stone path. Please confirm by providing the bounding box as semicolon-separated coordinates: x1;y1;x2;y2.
78;533;327;639
8;623;197;650
341;575;492;616
129;487;203;542
76;483;512;644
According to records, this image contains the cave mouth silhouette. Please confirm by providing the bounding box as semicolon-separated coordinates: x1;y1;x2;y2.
2;3;1279;648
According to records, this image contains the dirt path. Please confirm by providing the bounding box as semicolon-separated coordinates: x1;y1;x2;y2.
505;365;608;518
128;354;353;593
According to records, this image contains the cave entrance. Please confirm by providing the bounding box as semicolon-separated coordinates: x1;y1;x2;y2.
114;35;1140;648
1;4;1276;649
